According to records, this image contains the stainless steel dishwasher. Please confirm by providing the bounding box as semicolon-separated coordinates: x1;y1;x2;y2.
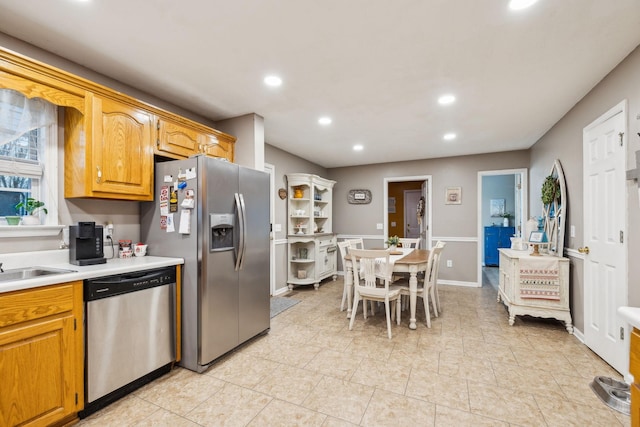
80;267;176;417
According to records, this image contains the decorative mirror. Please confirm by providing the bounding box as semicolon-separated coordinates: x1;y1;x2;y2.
542;159;567;256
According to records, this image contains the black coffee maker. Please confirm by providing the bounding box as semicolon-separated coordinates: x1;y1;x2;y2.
69;222;107;266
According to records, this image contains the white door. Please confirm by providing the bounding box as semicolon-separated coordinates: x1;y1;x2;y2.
583;102;627;375
404;190;421;239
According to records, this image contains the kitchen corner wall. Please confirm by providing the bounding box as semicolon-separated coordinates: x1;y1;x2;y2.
265;144;328;293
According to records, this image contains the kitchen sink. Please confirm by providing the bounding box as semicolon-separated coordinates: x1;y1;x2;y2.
0;266;77;282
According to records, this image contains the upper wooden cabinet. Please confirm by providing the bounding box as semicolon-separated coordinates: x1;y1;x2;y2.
156;117;235;162
65;93;154;200
156;118;201;158
0;47;237;201
201;131;235;162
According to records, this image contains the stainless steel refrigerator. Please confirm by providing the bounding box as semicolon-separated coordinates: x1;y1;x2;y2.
140;155;270;373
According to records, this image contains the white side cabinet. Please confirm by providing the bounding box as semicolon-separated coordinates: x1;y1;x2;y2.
286;173;337;289
498;248;573;333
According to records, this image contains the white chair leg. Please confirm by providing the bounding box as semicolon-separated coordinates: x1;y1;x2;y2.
434;283;441;314
423;293;431;328
396;298;401;325
340;282;347;311
430;285;439;317
385;300;392;339
349;293;359;331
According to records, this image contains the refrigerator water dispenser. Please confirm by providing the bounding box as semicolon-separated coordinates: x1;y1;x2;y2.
210;213;234;251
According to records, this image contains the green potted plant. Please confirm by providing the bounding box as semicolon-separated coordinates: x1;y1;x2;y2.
386;235;400;249
15;197;47;225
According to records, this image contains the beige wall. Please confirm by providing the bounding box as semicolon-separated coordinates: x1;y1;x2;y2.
327;150;530;284
529;44;640;332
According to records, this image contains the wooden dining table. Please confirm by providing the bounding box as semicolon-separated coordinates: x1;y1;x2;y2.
344;248;430;330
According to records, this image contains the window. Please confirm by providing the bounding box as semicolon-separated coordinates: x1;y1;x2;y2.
0;89;58;226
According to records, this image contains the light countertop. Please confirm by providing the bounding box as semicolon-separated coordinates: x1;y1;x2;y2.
0;249;183;294
618;306;640;330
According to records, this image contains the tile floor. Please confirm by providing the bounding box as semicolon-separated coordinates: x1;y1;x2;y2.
78;273;629;426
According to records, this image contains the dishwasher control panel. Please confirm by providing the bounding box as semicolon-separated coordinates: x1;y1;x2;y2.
84;267;176;301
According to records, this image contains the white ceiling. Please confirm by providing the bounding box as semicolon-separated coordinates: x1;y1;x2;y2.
0;1;639;168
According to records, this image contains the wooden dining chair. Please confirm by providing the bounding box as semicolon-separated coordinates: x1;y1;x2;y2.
338;240;353;311
348;248;402;339
430;241;446;315
396;244;444;328
398;238;420;249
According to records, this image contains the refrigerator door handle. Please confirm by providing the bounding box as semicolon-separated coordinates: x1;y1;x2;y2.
238;193;248;270
234;192;245;271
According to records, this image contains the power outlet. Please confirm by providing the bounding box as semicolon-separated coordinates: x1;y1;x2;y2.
446;260;453;268
104;223;114;241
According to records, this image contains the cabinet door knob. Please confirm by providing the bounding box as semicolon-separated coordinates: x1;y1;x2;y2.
578;246;590;254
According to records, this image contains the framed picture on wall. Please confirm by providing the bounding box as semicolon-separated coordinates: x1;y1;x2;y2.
445;187;462;205
490;198;505;217
388;197;396;213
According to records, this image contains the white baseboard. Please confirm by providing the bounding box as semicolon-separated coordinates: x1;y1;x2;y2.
439;279;481;288
273;286;291;296
572;328;585;343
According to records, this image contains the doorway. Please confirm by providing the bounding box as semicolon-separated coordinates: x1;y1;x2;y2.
384;176;432;249
477;169;528;286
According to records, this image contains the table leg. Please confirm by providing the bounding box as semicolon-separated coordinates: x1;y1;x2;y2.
346;264;353;319
409;270;417;330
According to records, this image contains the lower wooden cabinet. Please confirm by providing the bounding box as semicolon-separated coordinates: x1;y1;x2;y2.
631;328;640;426
0;281;84;427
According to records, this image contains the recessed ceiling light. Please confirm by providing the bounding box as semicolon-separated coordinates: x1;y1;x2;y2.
438;94;456;105
263;75;282;87
509;0;538;10
318;117;332;125
353;144;363;151
443;133;456;141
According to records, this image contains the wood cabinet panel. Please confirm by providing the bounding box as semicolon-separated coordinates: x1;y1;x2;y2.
65;93;154;200
0;70;85;112
156;117;236;162
0;281;84;427
0;282;74;328
632;384;640;427
201;131;235;162
156;118;200;158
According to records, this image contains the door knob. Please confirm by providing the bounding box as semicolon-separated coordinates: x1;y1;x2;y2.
578;246;590;254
